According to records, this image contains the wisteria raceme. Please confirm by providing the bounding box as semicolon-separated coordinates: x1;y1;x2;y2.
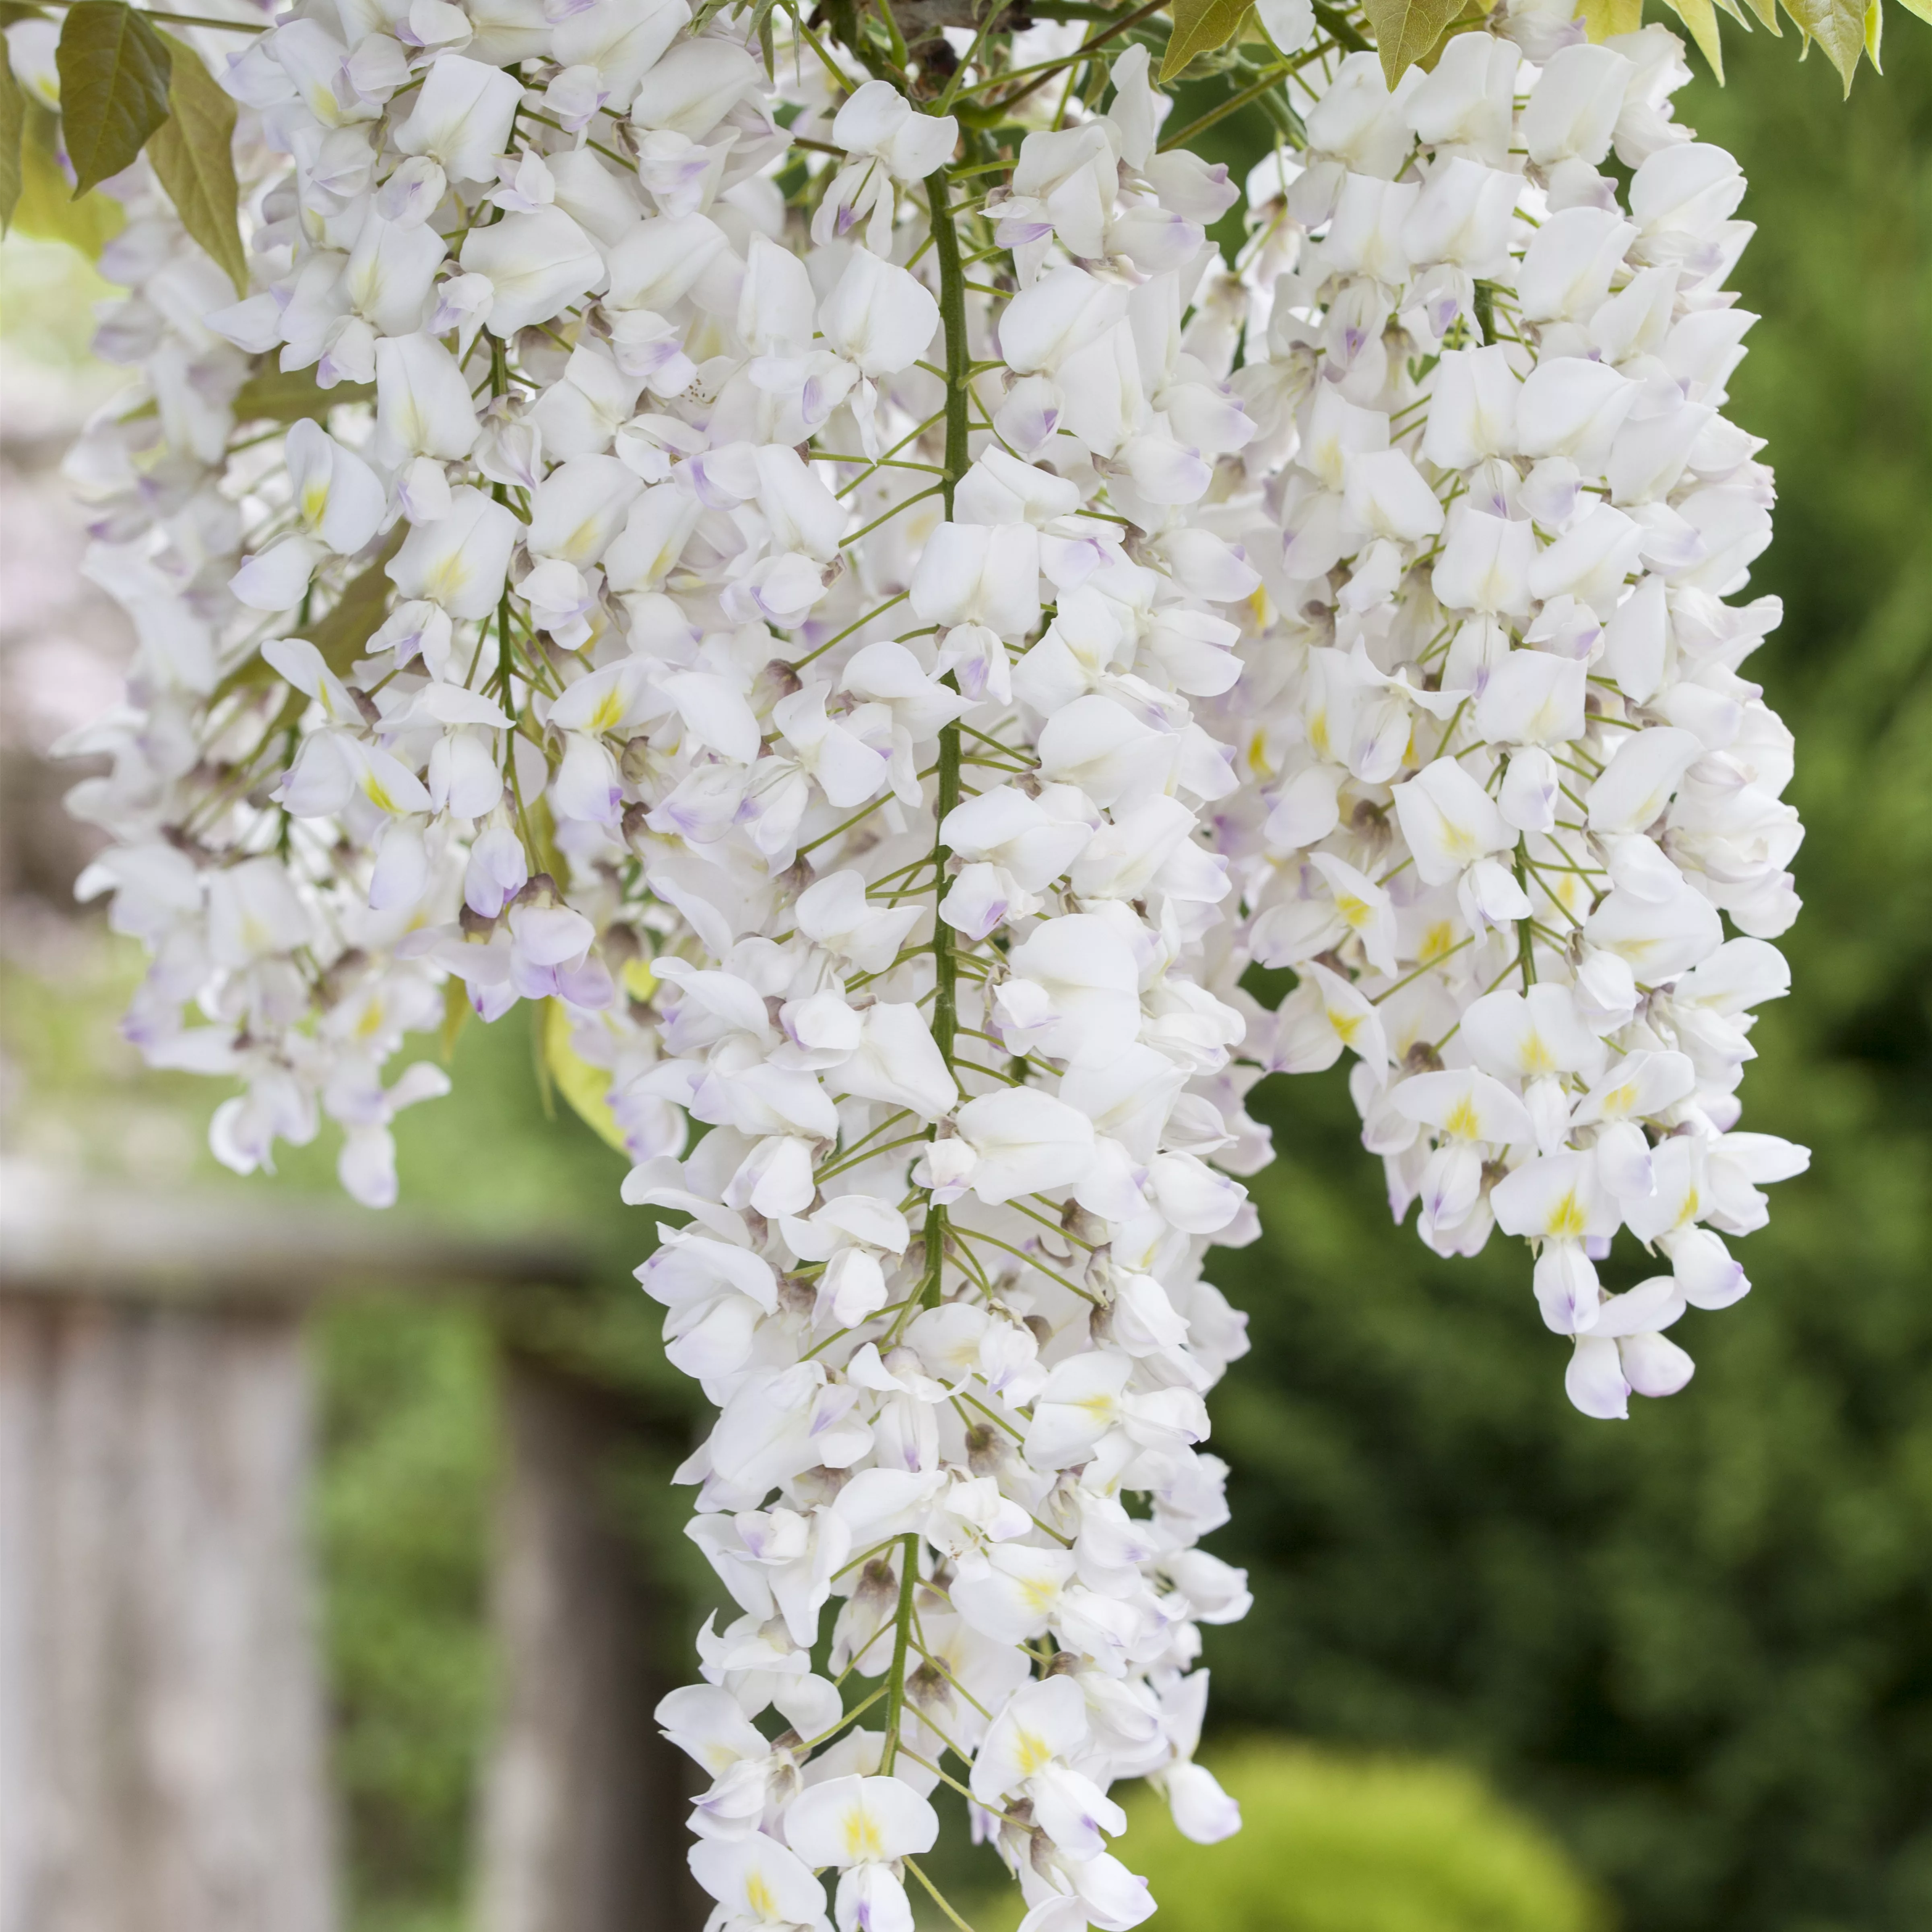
1200;14;1809;1422
39;0;1806;1920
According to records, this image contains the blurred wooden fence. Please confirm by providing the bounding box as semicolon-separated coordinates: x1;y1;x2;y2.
0;1164;701;1932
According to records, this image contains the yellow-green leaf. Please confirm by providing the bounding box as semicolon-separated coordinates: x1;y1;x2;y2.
541;973;657;1153
210;525;405;708
1739;0;1782;37
1780;0;1868;89
543;1000;632;1154
1661;0;1727;74
1160;0;1252;80
233;363;376;424
439;974;471;1065
147;29;244;294
0;50;23;231
1579;0;1645;36
1361;0;1470;86
11;101;124;255
1895;0;1932;27
303;530;407;677
54;0;172;196
1413;0;1501;66
1863;0;1881;66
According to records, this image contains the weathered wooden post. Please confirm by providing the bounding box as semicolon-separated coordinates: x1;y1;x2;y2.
0;1271;332;1932
477;1349;707;1932
0;1162;632;1932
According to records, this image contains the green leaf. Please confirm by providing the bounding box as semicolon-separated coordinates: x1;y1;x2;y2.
1360;0;1470;86
304;530;407;679
1160;0;1253;81
542;999;633;1156
1780;0;1868;90
0;47;24;232
147;29;245;294
1661;0;1728;74
233;363;377;424
11;101;124;255
439;974;471;1066
1895;0;1932;27
1579;0;1645;36
54;0;173;196
212;528;402;708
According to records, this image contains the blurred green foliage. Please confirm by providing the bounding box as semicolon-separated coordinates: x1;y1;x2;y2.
306;1013;702;1932
1205;26;1932;1932
318;1307;496;1932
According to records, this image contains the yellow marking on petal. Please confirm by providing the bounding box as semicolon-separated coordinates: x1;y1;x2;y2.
423;553;473;607
1546;1190;1589;1239
301;78;346;127
1601;1082;1637;1117
588;687;629;731
1521;1031;1557;1077
561;516;605;565
356;997;387;1042
842;1805;885;1862
1334;891;1371;930
745;1873;776;1916
1307;710;1332;761
1419;921;1456;964
1018;1572;1062;1612
1328;1006;1362;1045
1443;1097;1480;1140
300;478;330;530
635;539;687;586
360;770;405;814
1013;1726;1053;1776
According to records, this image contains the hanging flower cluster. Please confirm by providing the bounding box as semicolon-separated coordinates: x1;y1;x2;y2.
1201;17;1809;1420
46;0;1810;1920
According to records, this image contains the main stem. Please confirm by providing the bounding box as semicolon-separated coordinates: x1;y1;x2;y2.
880;159;972;1786
877;1532;921;1775
1514;842;1535;992
918;164;972;1315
